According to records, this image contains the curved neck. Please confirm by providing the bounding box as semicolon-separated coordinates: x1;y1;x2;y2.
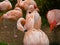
17;18;26;32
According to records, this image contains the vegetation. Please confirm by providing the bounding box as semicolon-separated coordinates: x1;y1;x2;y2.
0;42;8;45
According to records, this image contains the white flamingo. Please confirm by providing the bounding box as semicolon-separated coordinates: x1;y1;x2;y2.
17;5;49;44
0;0;12;11
17;17;49;45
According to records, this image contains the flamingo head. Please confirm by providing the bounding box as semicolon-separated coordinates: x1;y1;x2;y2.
27;5;35;14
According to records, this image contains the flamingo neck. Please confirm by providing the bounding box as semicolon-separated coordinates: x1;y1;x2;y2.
5;0;8;1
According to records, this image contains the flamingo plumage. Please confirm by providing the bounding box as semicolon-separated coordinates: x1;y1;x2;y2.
26;5;41;29
17;17;49;45
0;0;12;11
16;0;39;11
17;5;49;45
47;9;60;31
0;7;23;21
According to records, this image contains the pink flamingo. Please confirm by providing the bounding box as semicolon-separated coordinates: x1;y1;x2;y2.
17;17;49;45
47;9;60;31
17;5;49;45
16;0;39;11
25;5;42;29
0;7;23;21
0;0;12;11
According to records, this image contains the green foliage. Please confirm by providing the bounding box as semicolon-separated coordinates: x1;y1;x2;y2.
35;0;60;15
0;42;8;45
9;0;17;8
0;11;7;16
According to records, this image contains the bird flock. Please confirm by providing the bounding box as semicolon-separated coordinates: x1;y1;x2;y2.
0;0;60;45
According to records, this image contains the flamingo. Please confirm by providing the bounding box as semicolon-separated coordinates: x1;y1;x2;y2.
17;0;39;11
47;9;60;31
17;17;49;45
0;0;12;11
0;7;23;21
17;5;49;44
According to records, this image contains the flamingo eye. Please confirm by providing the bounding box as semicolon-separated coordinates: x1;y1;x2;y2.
29;12;31;14
22;0;24;1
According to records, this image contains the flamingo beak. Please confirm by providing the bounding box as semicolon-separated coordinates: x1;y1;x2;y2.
50;20;57;31
24;29;27;32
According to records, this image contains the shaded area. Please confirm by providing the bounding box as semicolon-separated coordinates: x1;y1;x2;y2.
42;25;60;45
0;20;24;45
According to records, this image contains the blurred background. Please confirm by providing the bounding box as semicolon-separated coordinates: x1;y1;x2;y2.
0;0;60;45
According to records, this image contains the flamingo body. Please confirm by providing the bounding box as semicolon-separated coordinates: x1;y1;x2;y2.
17;17;49;45
17;0;39;10
24;28;49;45
0;0;12;11
1;7;22;20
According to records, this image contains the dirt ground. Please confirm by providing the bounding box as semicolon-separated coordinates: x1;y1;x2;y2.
0;19;60;45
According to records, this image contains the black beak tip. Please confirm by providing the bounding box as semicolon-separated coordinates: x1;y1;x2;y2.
24;29;27;32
